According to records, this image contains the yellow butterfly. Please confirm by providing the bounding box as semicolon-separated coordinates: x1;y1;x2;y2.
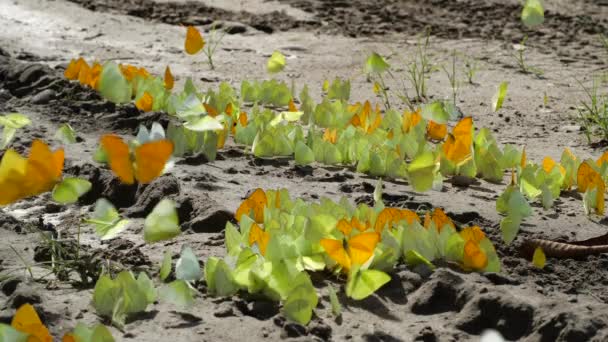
0;140;64;205
374;207;420;233
235;188;268;223
320;231;380;272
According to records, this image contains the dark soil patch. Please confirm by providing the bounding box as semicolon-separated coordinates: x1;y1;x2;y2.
66;0;319;34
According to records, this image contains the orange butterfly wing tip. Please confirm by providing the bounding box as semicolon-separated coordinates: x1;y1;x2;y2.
320;238;351;270
348;232;380;266
185;26;205;55
100;134;135;184
134;140;174;184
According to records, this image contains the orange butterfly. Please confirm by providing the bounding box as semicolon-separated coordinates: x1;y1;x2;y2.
249;223;270;255
235;188;268;223
541;156;565;176
350;101;382;134
336;217;370;236
135;92;154;112
64;58;86;80
460;226;488;270
11;304;52;342
231;112;248;135
0;140;64;205
427;120;447;141
100;134;173;185
320;232;380;272
185;26;205;55
423;208;455;232
402;109;422;133
442;117;473;165
374;207;420;233
119;64;150;82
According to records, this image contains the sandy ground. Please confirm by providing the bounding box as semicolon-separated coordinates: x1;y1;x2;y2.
1;0;608;341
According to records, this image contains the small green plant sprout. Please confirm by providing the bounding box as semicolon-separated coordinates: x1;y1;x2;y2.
575;77;608;143
394;28;434;110
442;50;459;108
600;34;608;66
492;81;509;112
0;113;31;149
365;51;392;110
511;36;543;76
267;50;286;74
543;91;549;108
206;24;227;70
464;55;479;85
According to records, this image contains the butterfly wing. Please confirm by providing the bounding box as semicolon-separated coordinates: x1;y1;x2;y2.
134;139;173;184
248;188;268;223
101;134;135;184
347;232;380;267
185;26;205;55
336;218;353;236
26;140;63;194
11;303;52;342
463;240;487;270
320;238;351;270
248;223;269;255
164;66;174;90
0;149;29;205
